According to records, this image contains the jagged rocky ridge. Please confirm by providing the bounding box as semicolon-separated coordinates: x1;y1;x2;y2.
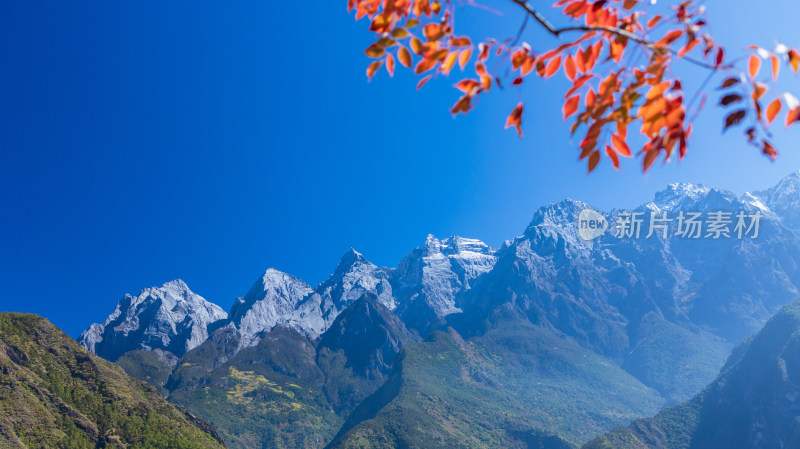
77;170;800;448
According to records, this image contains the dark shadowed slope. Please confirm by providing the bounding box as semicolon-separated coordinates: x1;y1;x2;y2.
584;298;800;449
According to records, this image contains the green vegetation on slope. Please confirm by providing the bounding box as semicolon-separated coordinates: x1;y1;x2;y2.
168;327;342;449
329;306;664;448
0;312;226;449
584;298;800;449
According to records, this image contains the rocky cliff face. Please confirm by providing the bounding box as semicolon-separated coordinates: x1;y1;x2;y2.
78;280;227;361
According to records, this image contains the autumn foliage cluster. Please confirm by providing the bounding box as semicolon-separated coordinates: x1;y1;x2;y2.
348;0;800;172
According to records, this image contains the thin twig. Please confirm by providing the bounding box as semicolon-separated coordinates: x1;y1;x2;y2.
508;0;727;71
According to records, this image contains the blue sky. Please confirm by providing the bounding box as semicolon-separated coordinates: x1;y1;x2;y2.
1;0;799;337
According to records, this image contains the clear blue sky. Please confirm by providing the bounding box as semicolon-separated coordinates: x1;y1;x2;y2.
1;1;799;337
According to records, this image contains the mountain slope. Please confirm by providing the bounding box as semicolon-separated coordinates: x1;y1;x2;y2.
0;312;226;449
78;280;228;361
167;326;341;449
317;294;419;414
583;298;800;449
330;304;663;448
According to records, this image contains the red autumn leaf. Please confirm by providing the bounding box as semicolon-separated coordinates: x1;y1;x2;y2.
397;47;412;68
605;145;620;170
771;55;780;81
678;39;700;58
642;149;659;172
505;103;524;137
564;54;577;81
512;77;524;85
455;79;480;93
720;77;740;89
762;140;778;160
789;49;800;73
724;110;747;130
715;47;725;67
386;54;397;77
646;15;662;29
612;134;632;157
563;95;580;120
565;74;593;98
441;51;459;74
787;107;800;127
766;98;782;125
416;74;432;90
459;49;472;70
658;30;683;47
720;94;743;106
588;150;601;173
749;55;761;78
367;60;383;80
544;56;562;78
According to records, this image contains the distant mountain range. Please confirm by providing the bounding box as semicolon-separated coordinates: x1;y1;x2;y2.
73;170;800;448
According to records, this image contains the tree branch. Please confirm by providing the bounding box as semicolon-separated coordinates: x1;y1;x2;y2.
508;0;724;71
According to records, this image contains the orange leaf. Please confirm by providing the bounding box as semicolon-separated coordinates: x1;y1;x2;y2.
386;54;395;76
605;145;620;170
545;56;562;78
612;134;632;157
410;38;424;55
458;49;472;70
398;47;412;68
563;95;580;120
455;79;480;93
588;150;601;173
789;49;800;73
505;103;524;137
787;107;800;127
441;51;458;74
646;15;662;29
749;55;761;79
367;60;383;80
766;98;782;125
658;30;683;47
417;75;432;90
677;39;700;58
771;55;780;81
564;54;577;81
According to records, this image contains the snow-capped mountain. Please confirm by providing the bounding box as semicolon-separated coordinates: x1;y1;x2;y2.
455;178;800;402
393;235;497;331
751;169;800;233
78;280;228;361
287;249;396;338
228;268;312;347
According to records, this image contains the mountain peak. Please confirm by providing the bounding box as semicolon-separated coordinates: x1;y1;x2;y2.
228;268;313;348
78;281;227;361
337;248;369;270
524;198;591;235
648;182;741;212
